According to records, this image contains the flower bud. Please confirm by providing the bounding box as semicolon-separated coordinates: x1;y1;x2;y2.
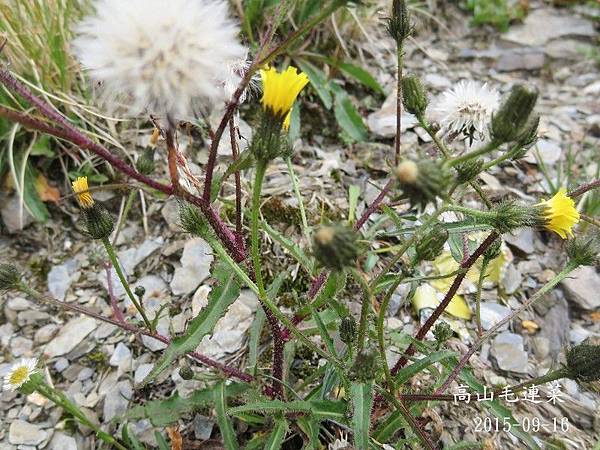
489;201;540;234
340;316;357;346
312;225;359;271
491;85;538;143
566;344;600;382
0;264;20;292
455;159;483;184
386;0;413;44
136;148;156;175
179;204;210;238
395;159;453;209
415;223;448;262
350;350;378;382
83;204;114;240
483;238;502;261
134;286;146;299
250;116;284;163
433;322;453;347
566;234;599;267
179;365;194;380
513;115;540;155
402;75;428;117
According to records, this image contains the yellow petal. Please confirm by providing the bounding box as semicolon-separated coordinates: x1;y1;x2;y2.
260;66;309;119
538;188;579;239
71;176;94;208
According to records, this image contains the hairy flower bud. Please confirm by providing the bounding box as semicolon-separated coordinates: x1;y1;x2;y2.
249;116;285;163
513;115;540;155
566;234;599;267
433;322;453;347
415;223;448;262
386;0;413;44
0;264;20;292
395;159;453;209
179;204;210;238
566;344;600;382
489;201;541;234
136;148;156;175
351;350;378;382
179;365;194;380
340;316;357;346
456;159;483;184
134;286;146;299
491;85;538;143
313;225;359;271
402;75;428;117
83;204;114;240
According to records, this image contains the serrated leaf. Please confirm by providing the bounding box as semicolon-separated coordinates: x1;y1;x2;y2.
142;262;240;384
224;148;255;180
394;350;456;385
228;400;346;420
126;384;249;426
23;162;49;222
263;221;313;273
351;381;373;449
263;418;288;450
215;381;239;450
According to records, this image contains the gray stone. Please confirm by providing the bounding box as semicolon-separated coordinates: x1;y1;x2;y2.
501;265;522;295
109;343;132;374
193;414;215;440
490;332;528;373
49;432;77;450
34;324;58;344
170;238;213;296
545;40;594;60
161;199;181;231
8;420;48;446
561;266;600;310
367;92;418;138
1;196;34;233
6;297;31;311
503;9;596;47
479;302;511;331
539;298;570;360
525;138;562;165
10;336;32;357
134;364;154;385
569;325;591;345
44;316;97;358
496;48;545;72
103;380;133;421
54;357;69;372
47;259;80;301
503;229;535;255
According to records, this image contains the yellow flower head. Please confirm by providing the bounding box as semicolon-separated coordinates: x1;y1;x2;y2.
537;188;579;239
71;176;94;208
260;66;309;120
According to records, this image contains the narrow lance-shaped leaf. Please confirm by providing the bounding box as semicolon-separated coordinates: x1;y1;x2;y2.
142;261;240;384
351;381;374;450
263;417;288;450
215;381;239;450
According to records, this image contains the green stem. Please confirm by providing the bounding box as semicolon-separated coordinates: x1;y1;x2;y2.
351;268;373;354
446;140;501;167
377;276;404;394
111;189;137;247
286;157;310;243
474;258;489;336
101;237;152;331
481;143;522;171
417;116;451;158
251;162;268;298
36;382;127;450
446;205;493;221
395;42;404;165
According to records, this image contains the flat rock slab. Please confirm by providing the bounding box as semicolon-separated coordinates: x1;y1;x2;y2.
490;331;528;373
502;9;596;47
562;266;600;311
44;316;97;358
8;420;48;446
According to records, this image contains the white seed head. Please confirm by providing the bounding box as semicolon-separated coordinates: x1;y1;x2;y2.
3;358;38;391
432;80;500;143
73;0;246;119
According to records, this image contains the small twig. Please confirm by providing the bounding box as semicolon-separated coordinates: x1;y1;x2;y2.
166;128;180;192
391;232;498;375
569;178;600;199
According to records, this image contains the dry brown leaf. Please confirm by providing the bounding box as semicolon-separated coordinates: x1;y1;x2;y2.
35;174;60;203
590;312;600;322
166;426;183;450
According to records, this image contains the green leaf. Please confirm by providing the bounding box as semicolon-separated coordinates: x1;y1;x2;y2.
263;221;313;274
333;90;368;143
23;162;49;222
263;418;288;450
297;417;321;450
297;271;340;317
295;59;333;109
394;350;456;385
229;400;346;420
154;432;170;450
336;61;384;93
373;410;404;443
30;136;55;157
142;262;240;384
122;424;145;450
126;384;249;426
310;305;336;356
223;148;256;180
351;381;373;450
215;381;239;450
348;184;360;225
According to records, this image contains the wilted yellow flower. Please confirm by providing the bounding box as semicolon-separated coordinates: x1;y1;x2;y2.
260;66;309;120
537;188;579;239
71;176;94;208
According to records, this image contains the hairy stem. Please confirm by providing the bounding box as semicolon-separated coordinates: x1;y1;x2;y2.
435;262;577;394
395;42;404;165
286;157;310;243
351;268;373;353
